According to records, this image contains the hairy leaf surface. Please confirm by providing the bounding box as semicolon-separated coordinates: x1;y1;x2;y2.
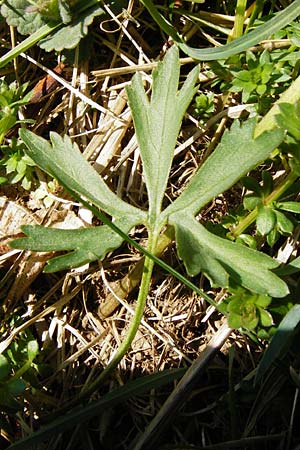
11;218;137;272
19;129;145;222
163;119;284;218
127;45;198;221
170;213;288;298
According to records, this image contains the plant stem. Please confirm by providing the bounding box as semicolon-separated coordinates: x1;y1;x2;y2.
230;170;299;238
228;0;247;42
76;229;159;402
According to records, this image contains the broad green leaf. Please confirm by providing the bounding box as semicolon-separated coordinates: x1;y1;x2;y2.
126;45;198;222
11;217;138;272
255;304;300;385
256;205;276;236
163;119;284;218
169;213;288;298
19;129;145;223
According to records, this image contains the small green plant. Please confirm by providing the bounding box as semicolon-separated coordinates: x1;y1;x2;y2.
0;79;31;145
11;46;289;401
1;138;36;189
0;332;39;412
228;49;291;105
193;92;215;121
242;173;300;247
221;286;273;330
0;78;35;188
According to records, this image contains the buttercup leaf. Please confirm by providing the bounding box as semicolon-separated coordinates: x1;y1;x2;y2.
170;212;288;298
11;218;138;272
127;45;199;222
19;129;145;222
163;119;284;218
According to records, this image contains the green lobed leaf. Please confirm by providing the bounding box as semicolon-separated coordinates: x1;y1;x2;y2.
39;2;105;51
19;129;145;223
11;218;138;272
1;0;45;35
163;118;284;219
169;213;288;298
1;0;117;54
126;45;199;222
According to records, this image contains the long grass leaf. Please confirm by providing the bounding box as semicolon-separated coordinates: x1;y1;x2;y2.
141;0;300;60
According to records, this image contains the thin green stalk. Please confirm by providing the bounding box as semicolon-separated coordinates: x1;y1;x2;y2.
228;0;247;42
230;170;299;238
57;181;218;308
69;229;159;404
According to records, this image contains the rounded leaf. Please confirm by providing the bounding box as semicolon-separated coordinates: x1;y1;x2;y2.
255;294;272;308
243;195;262;211
275;210;294;234
256;205;276;236
259;308;273;327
